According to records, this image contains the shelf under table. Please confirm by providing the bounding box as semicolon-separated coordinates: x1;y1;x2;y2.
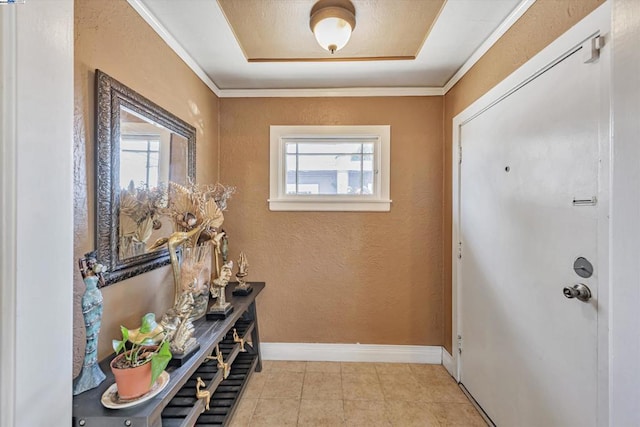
162;349;258;427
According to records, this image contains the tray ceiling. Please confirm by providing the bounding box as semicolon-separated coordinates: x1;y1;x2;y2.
132;0;526;91
217;0;445;62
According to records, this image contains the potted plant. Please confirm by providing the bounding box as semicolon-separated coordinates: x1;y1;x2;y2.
111;315;172;400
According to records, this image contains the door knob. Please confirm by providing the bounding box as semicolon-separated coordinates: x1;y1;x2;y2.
563;283;592;302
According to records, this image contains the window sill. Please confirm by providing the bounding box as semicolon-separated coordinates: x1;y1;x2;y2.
268;198;392;212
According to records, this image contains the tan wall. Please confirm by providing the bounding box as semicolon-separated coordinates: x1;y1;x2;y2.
442;0;604;353
72;0;604;369
73;0;219;373
219;97;444;345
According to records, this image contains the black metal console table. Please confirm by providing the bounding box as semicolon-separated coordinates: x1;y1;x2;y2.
72;283;264;427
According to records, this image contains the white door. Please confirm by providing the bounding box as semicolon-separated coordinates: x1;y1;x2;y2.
458;37;605;426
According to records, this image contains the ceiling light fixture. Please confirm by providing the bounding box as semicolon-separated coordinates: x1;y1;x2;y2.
310;1;356;54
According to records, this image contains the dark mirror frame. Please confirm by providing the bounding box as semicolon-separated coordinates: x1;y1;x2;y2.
95;69;196;286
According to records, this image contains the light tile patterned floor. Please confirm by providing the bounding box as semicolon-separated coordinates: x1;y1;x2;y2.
228;361;487;427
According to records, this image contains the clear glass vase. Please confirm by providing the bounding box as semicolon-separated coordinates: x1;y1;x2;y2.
179;241;212;321
120;235;147;258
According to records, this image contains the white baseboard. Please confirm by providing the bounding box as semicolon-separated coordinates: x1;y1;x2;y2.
442;349;456;378
260;343;443;364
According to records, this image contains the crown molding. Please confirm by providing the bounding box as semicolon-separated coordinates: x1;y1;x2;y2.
219;87;444;98
442;0;535;94
126;0;222;97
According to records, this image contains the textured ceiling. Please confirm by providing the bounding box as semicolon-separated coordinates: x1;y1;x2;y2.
217;0;445;61
133;0;524;90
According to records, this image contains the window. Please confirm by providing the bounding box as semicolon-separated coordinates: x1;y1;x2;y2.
269;125;391;211
120;135;161;189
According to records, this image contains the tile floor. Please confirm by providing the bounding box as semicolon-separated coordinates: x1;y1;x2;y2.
228;361;487;426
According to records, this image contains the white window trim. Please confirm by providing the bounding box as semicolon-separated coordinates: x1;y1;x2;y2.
269;125;391;211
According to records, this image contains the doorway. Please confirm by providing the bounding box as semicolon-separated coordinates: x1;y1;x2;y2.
452;6;610;426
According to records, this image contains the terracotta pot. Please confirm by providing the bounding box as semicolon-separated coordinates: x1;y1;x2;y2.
110;348;155;400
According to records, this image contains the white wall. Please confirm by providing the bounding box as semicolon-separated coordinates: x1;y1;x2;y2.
610;1;640;425
0;1;74;426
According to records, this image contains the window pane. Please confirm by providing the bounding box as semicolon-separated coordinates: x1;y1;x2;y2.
148;151;159;167
120;151;149;189
363;143;374;154
120;139;161;189
121;138;150;151
286;154;297;172
286;143;297;154
295;154;362;195
362;154;374;173
148;152;159;187
297;142;363;155
285;154;297;194
362;154;374;194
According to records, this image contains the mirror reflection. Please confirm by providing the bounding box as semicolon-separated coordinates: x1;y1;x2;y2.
119;107;188;189
118;107;189;260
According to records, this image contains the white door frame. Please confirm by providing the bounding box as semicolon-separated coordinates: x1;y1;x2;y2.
1;1;74;426
0;6;18;426
610;1;640;425
451;2;611;425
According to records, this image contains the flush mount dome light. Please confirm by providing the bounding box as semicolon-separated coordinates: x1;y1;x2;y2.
310;1;356;54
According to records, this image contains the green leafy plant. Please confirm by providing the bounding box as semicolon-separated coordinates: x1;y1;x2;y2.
112;315;172;386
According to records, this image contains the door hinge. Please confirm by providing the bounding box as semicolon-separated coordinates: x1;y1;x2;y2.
457;334;463;355
457;241;462;259
458;145;462;164
583;35;603;64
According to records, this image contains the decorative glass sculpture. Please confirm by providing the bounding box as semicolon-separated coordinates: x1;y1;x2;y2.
73;253;107;395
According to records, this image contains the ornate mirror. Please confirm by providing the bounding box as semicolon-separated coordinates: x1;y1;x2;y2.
95;69;196;285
